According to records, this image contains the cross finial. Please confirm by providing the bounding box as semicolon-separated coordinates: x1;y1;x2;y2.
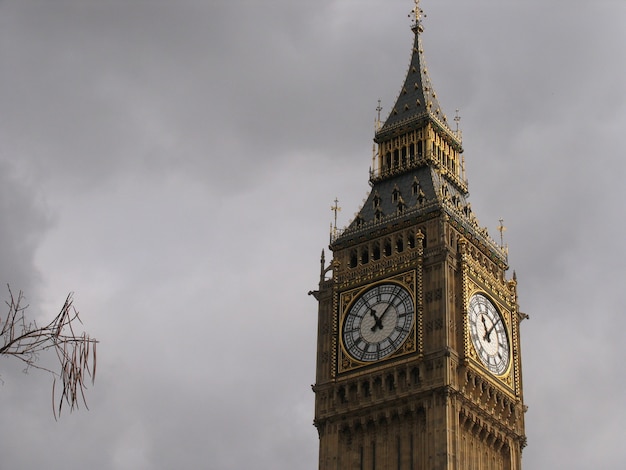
411;0;423;28
498;218;509;257
413;0;421;18
331;197;342;233
498;218;506;243
454;109;463;140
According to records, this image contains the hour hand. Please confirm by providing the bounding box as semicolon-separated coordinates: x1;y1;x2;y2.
481;315;492;342
370;309;383;331
485;322;496;341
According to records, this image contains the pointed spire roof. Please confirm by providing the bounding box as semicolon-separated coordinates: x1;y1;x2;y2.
331;1;506;267
376;1;453;142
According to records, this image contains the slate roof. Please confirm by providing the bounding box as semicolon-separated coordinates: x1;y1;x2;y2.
357;166;441;223
335;165;469;243
375;22;452;142
332;165;505;265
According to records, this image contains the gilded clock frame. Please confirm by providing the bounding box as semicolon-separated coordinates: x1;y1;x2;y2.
466;290;512;376
463;281;516;392
337;271;418;374
458;238;519;394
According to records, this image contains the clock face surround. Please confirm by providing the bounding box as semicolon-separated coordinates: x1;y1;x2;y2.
342;283;414;362
468;293;510;375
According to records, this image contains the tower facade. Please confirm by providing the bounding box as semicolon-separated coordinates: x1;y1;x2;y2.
311;3;526;469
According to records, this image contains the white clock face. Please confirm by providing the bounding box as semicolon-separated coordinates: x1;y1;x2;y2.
342;283;414;362
468;293;510;375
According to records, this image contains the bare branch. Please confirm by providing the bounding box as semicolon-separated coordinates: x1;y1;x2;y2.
1;286;98;418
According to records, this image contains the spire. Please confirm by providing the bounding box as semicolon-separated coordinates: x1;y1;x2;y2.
376;0;452;141
412;0;423;31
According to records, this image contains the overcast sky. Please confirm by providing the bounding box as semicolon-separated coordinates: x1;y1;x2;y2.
1;0;625;468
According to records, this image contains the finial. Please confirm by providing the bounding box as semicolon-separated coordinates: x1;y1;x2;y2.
375;99;383;130
410;0;424;31
454;109;463;142
498;218;507;247
498;218;509;258
331;197;342;236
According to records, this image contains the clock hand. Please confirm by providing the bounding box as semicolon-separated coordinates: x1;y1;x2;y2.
369;308;379;321
369;308;383;331
483;318;500;343
481;315;494;343
485;321;498;341
371;302;393;332
372;286;402;332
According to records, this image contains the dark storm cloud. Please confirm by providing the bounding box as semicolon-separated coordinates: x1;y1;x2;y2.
1;0;626;468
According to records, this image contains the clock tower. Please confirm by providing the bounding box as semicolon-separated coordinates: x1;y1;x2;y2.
311;2;527;469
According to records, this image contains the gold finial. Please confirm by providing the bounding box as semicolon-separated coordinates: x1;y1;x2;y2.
375;99;383;130
498;218;507;246
331;197;342;234
498;218;509;257
411;0;424;30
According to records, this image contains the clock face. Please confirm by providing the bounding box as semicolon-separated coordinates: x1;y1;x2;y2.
468;293;510;375
342;283;414;362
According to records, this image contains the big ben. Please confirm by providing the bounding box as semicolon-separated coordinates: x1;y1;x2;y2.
311;1;527;469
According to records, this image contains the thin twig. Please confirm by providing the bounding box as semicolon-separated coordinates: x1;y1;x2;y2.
0;286;98;418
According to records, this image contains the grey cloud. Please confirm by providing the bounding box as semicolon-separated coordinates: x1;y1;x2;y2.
1;0;626;468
